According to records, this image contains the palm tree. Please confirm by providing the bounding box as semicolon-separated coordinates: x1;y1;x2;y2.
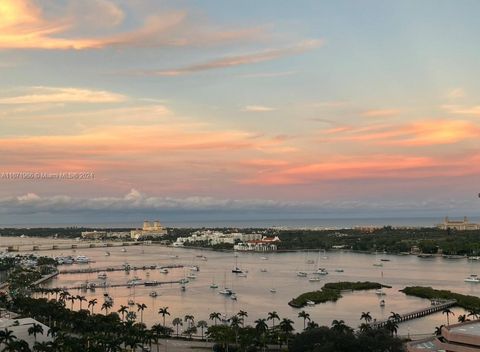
101;300;113;315
468;309;479;319
307;321;319;330
443;308;455;326
267;311;280;329
118;305;129;321
137;303;147;323
76;295;87;310
298;310;311;330
88;298;97;314
28;323;44;342
458;314;468;323
360;311;373;324
255;318;268;334
389;312;401;321
331;319;352;334
0;328;17;347
197;320;208;340
68;295;76;310
209;312;221;326
158;307;170;327
279;318;295;345
237;310;248;327
184;314;195;329
385;319;398;336
172;317;183;337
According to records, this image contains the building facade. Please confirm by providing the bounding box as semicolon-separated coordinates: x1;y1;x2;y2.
130;220;167;240
437;216;480;231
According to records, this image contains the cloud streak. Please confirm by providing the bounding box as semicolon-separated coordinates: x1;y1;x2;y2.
0;87;127;104
141;39;323;76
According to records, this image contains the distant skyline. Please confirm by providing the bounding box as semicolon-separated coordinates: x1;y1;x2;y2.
1;0;479;224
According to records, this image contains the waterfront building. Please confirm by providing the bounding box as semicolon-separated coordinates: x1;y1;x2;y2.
234;236;281;252
173;230;262;247
130;220;167;240
437;216;480;231
407;320;480;351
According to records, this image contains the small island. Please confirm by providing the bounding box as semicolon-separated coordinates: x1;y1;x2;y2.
289;281;390;308
401;286;480;311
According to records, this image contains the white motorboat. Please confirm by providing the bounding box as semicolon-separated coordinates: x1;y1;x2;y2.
230;293;237;300
380;299;386;307
121;247;127;252
187;273;197;279
104;251;110;256
189;265;200;272
306;300;315;306
373;263;383;267
75;255;90;264
270;288;277;293
261;268;268;272
309;277;321;282
316;268;328;275
149;291;158;297
127;277;142;285
468;256;480;261
238;273;247;278
297;271;308;277
159;268;169;274
335;268;344;272
219;288;234;295
128;299;135;306
375;289;386;296
261;257;268;260
465;274;480;283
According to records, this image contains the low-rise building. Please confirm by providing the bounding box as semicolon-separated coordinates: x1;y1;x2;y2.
407;320;480;351
0;317;52;349
437;216;480;231
173;231;262;247
234;236;281;252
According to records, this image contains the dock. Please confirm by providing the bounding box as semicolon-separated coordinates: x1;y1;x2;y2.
61;280;184;291
59;263;184;275
2;241;141;253
370;299;457;329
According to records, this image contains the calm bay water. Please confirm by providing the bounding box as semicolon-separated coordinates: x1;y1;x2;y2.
15;242;476;337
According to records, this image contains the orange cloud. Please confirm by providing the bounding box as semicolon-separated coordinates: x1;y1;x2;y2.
241;154;480;186
0;87;127;104
321;119;480;146
0;0;266;50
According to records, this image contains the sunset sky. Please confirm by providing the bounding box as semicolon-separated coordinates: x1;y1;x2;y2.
1;0;479;225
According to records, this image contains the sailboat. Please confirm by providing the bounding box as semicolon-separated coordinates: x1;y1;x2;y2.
210;276;218;289
219;272;234;295
232;255;243;273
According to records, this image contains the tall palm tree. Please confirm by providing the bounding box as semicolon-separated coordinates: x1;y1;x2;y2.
76;295;87;310
279;318;295;345
360;311;372;324
137;303;147;323
197;320;208;340
101;300;113;315
184;314;195;330
209;312;221;326
28;323;44;342
389;312;401;321
255;318;268;334
237;310;248;327
331;320;351;334
298;310;310;330
434;325;444;336
443;308;455;326
158;307;170;327
88;298;97;314
267;311;280;329
118;305;129;321
172;318;183;337
68;295;76;310
468;309;479;320
385;319;398;336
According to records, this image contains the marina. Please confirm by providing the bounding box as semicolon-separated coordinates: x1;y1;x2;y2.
25;241;480;335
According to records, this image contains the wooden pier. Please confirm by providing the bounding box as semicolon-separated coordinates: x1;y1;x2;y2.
63;280;184;291
59;263;184;275
2;241;141;253
370;299;457;329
